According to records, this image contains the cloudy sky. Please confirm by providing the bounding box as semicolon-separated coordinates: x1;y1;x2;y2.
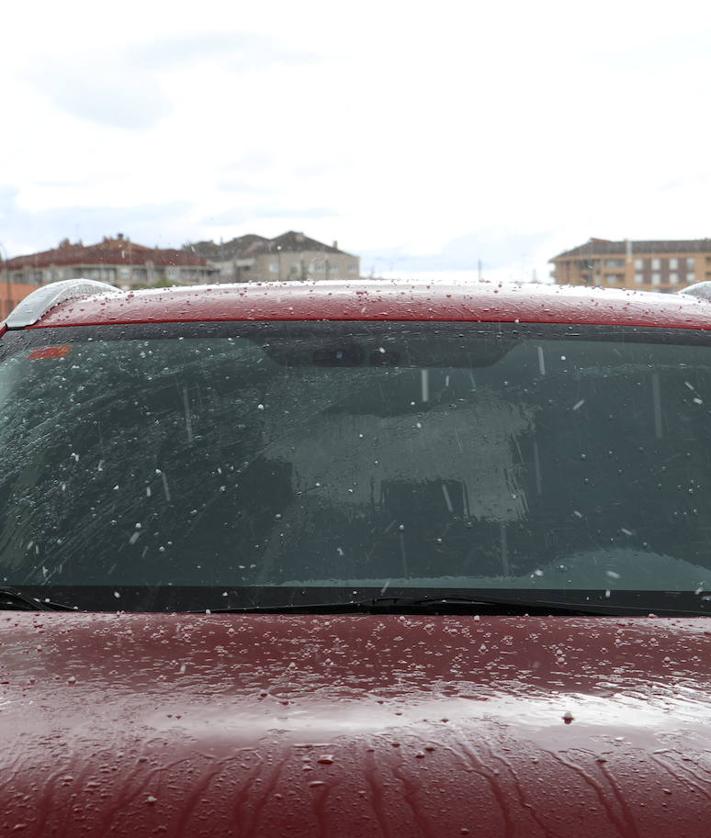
2;0;711;282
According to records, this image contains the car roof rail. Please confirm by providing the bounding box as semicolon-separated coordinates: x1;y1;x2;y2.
678;281;711;301
3;279;121;329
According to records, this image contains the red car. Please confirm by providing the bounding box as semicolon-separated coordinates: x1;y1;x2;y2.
2;278;711;837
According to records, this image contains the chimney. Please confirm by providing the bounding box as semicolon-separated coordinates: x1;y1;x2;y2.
625;238;632;262
332;240;338;250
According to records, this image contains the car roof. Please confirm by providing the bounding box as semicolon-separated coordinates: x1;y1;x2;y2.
24;279;711;331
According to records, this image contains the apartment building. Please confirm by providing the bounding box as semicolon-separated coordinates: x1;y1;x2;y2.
188;230;360;282
4;234;217;291
550;238;711;292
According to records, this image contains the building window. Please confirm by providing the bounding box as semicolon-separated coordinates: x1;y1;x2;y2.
669;258;678;269
634;273;644;284
651;273;661;286
687;257;695;270
634;258;644;270
605;259;624;268
651;258;661;270
269;262;278;274
669;272;679;285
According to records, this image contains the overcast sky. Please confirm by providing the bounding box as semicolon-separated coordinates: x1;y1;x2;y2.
2;0;711;282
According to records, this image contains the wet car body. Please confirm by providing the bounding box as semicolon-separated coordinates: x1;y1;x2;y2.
2;280;711;836
4;612;711;837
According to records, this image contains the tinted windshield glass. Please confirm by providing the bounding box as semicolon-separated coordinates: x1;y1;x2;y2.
2;321;711;612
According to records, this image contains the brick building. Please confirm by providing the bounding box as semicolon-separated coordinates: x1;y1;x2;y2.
550;238;711;292
0;278;40;320
2;235;216;311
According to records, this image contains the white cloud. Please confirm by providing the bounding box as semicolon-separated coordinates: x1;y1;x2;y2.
2;0;711;279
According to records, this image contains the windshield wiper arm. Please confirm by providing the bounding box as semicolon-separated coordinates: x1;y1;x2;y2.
0;587;76;612
199;594;623;616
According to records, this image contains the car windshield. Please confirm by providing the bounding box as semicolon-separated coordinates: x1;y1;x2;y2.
1;320;711;613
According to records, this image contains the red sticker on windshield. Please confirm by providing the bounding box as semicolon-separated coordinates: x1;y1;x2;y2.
28;345;72;360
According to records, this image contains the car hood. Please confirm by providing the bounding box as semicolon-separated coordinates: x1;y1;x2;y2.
2;612;711;837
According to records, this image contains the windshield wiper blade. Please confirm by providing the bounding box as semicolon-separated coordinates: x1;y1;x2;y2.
0;587;76;612
199;594;623;616
370;595;711;617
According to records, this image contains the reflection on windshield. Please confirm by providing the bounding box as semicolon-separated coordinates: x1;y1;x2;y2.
1;321;710;610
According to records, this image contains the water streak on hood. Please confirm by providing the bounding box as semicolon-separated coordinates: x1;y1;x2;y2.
3;612;711;836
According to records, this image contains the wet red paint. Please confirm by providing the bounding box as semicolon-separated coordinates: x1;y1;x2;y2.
5;282;711;834
28;280;711;331
2;613;711;836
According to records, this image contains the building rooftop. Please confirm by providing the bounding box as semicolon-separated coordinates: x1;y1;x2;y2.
188;231;352;261
551;238;711;262
186;235;270;261
6;235;210;269
552;238;711;260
